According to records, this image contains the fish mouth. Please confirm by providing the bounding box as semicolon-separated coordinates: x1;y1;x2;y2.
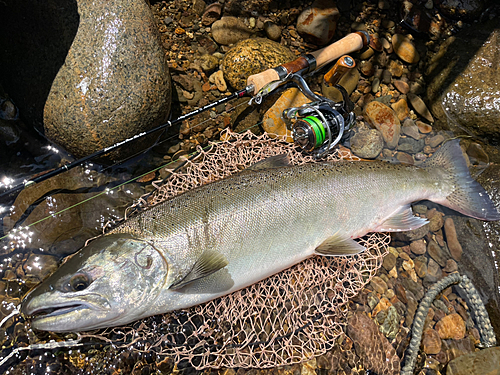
29;302;92;320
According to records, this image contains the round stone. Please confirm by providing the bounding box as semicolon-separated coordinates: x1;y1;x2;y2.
350;128;384;159
221;38;295;90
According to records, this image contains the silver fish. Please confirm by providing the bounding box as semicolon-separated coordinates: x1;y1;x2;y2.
21;140;500;331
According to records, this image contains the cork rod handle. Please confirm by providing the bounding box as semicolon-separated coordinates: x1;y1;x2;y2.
246;32;368;95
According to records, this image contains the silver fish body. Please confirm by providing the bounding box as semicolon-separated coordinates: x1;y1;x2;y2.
21;140;500;331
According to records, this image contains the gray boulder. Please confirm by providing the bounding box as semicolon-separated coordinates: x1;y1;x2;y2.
44;0;171;160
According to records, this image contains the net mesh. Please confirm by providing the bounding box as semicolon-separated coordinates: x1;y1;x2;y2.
83;130;389;369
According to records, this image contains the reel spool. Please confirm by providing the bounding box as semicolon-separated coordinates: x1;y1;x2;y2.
283;55;357;157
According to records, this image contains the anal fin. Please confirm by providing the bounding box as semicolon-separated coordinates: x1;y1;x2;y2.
378;204;428;232
169;250;228;290
315;232;366;256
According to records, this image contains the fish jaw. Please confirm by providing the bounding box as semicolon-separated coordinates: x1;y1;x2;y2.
22;291;115;332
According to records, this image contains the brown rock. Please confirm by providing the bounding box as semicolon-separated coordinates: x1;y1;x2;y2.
394;80;410;94
383;252;397;271
422;328;442;354
347;313;401;375
416;121;433;133
262;88;308;141
296;0;340;45
201;2;222;26
427;239;448;267
427;208;445;232
370;276;388;295
446;347;500;375
396;151;414;164
222;38;295;90
392;34;420;64
410;239;427;255
435;313;466;340
429;134;445;147
364;101;401;149
391;98;410;121
388;60;404;77
443;259;458;273
211;17;252;45
414;256;428;278
407;93;434;122
444;218;463;261
350;129;384;159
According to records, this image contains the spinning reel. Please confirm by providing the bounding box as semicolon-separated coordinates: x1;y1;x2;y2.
283;56;356;158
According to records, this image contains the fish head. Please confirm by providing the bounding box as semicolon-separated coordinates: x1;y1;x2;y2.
21;234;168;332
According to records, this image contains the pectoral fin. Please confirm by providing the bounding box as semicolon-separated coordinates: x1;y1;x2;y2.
169;250;228;290
315;233;365;256
378;204;428;232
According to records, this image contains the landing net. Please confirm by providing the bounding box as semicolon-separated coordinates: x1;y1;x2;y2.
82;130;389;369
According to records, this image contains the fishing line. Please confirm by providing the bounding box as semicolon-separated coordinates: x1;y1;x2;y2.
0;120;263;243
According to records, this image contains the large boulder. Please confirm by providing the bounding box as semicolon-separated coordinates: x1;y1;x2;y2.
426;23;500;145
43;0;171;159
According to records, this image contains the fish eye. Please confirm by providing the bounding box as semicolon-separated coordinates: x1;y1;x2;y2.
69;273;90;292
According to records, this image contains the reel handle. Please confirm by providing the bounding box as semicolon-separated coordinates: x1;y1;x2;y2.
324;55;356;86
246;31;369;95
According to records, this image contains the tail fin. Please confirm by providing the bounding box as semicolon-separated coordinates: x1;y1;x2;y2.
422;139;500;221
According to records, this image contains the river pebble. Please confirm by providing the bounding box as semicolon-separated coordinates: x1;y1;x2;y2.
392;34;420;64
422;328;442;354
391;98;410;121
350;129;384;159
408;93;434;122
212;17;252;45
436;313;466;340
296;0;339;45
429;134;446;147
363;101;401;149
444;218;463;261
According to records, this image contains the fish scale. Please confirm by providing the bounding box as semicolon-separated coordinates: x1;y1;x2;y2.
21;140;500;331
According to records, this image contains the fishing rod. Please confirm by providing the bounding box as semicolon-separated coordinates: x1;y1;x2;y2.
0;31;369;200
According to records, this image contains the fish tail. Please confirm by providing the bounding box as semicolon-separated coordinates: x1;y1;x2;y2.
422;139;500;221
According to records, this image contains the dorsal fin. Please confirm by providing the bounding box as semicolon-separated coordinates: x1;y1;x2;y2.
247;154;291;170
169;250;228;290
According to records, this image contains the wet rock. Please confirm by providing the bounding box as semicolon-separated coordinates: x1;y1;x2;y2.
201;2;221;26
410;239;427;255
212;17;252;45
443;259;458;273
383;252;397;271
22;254;58;281
376;305;400;339
296;0;340;45
371;78;380;93
381;69;392;84
44;0;171;160
427;27;500;142
467;142;489;165
398;136;424;153
264;20;281;41
262;88;308;142
438;0;486;21
401;119;421;140
415;121;432;133
414;255;428;278
401;277;424;301
396;151;414;165
191;0;206;16
370;276;388;295
199;54;220;72
392;34;420;64
435;313;466;340
446;346;500;375
429;134;445;147
422;328;442;354
364;101;401;149
347;312;401;375
444;218;463;261
222;38;295;90
427;239;448;267
394;223;429;242
388;60;404;77
391;99;410;122
350;129;384;159
407;93;434;123
211;70;227;92
394;80;410;94
360;61;374;77
427;208;445;232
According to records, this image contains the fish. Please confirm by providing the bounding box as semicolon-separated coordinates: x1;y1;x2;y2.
21;140;500;332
